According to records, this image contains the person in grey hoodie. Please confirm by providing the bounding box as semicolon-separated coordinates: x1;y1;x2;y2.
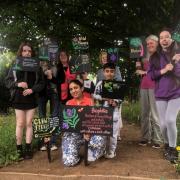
148;29;180;163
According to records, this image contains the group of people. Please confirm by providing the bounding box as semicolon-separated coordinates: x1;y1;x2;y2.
5;28;180;166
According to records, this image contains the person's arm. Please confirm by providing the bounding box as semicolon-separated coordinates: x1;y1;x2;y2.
93;81;103;101
5;67;18;89
115;66;122;81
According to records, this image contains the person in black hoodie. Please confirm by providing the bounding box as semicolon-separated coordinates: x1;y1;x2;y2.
5;42;45;160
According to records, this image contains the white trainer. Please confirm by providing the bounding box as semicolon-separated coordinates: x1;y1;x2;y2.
104;151;116;159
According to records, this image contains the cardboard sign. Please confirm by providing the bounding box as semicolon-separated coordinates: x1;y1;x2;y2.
69;54;91;73
61;106;113;136
33;117;60;138
72;36;89;50
107;48;119;63
129;37;146;58
14;57;40;72
102;80;126;100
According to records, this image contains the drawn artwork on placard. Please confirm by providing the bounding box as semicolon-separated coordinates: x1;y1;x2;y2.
129;37;146;58
62;107;81;131
107;48;119;63
72;36;89;50
102;80;126;100
69;54;90;73
39;45;49;60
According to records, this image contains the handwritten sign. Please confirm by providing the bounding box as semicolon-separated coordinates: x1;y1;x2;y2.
61;106;113;135
102;80;126;100
14;57;40;72
72;36;89;50
33;117;60;138
129;37;146;58
69;54;91;73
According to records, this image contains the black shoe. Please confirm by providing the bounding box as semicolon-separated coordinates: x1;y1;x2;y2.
164;143;169;158
24;144;33;160
16;145;24;161
165;147;178;163
138;140;148;146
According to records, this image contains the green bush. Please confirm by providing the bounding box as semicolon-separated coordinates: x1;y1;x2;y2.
121;101;141;124
0;113;19;166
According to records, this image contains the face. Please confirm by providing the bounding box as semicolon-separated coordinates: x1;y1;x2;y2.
101;53;108;65
22;45;32;57
60;51;68;64
146;39;158;54
159;31;173;50
81;72;88;79
69;82;83;99
103;68;115;80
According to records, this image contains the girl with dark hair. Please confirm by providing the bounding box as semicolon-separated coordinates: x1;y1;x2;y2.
62;80;106;166
5;42;45;160
148;30;180;163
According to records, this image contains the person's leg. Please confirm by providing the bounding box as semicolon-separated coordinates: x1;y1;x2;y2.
38;96;47;118
148;89;162;146
156;101;168;144
15;109;26;160
24;108;36;159
166;98;180;148
139;89;151;144
15;109;26;145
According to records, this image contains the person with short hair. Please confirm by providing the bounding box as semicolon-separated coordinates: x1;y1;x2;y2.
136;35;162;148
94;62;122;158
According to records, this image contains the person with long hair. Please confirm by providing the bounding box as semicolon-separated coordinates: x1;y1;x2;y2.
6;42;45;160
62;80;106;166
148;29;180;163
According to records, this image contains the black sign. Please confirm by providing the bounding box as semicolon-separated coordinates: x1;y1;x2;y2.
72;36;89;50
14;57;40;72
61;106;113;136
69;54;91;73
129;37;146;58
102;80;126;100
33;117;60;138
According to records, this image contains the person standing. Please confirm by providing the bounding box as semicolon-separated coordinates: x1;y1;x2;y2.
148;29;180;162
136;35;162;148
5;42;45;160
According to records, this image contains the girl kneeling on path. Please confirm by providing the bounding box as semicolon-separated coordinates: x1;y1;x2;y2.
62;80;106;166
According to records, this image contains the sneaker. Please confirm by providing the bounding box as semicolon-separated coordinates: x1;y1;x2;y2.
165;147;178;163
51;145;58;151
40;145;47;151
138;140;148;146
152;143;161;149
164;143;169;157
104;151;116;159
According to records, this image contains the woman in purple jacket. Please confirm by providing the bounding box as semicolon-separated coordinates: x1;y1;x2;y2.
148;29;180;163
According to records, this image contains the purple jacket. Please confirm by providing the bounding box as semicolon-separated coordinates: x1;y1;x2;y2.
148;53;180;101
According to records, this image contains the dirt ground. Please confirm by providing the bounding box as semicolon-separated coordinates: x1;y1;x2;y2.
0;121;180;180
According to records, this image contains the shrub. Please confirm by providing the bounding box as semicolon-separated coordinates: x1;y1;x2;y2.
121;100;141;124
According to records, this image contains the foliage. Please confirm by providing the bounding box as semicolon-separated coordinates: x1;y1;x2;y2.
121;100;141;124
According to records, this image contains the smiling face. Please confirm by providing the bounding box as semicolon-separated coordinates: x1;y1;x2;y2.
69;82;83;99
146;39;158;55
21;45;32;57
59;51;68;65
159;31;173;50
